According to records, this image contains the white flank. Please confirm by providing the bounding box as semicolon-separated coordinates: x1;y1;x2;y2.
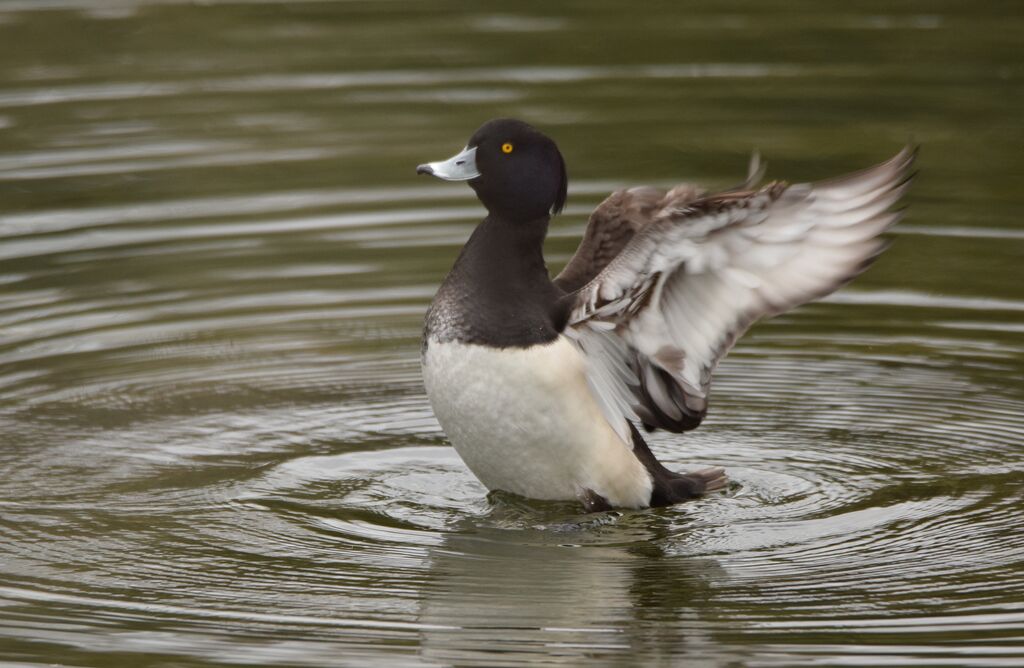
421;336;653;508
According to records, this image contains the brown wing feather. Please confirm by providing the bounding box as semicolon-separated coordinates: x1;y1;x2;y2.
553;184;704;293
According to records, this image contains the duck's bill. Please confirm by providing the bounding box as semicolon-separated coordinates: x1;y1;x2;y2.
416;146;479;181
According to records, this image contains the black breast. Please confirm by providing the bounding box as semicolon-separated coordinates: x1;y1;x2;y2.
424;215;568;349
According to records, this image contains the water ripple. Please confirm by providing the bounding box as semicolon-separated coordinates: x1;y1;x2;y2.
2;6;1023;663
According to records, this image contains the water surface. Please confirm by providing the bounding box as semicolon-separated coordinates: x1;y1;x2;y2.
1;1;1023;666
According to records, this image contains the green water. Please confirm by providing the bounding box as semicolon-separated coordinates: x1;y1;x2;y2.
1;1;1022;666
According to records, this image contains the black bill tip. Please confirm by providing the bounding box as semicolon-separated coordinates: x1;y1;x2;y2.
416;164;434;176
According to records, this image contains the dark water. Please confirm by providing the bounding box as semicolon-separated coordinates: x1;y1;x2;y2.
1;1;1023;666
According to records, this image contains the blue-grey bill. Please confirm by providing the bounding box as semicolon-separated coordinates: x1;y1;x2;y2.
416;146;479;181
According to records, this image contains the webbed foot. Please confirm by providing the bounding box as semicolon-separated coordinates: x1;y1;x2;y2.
649;466;728;507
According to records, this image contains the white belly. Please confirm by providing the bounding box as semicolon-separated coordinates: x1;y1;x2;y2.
421;336;653;509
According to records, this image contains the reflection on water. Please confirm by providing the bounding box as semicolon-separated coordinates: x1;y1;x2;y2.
1;1;1023;666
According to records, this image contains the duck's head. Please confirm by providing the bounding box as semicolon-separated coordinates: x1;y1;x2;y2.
417;118;567;220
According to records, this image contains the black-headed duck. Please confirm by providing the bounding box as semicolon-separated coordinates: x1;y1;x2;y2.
417;118;914;511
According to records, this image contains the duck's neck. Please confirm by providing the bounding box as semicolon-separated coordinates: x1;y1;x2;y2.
463;214;551;283
426;212;563;348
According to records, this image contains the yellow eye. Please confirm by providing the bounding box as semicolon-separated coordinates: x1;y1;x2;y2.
501;142;514;154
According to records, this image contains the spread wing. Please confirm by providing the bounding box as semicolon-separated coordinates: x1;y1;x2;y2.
562;146;916;442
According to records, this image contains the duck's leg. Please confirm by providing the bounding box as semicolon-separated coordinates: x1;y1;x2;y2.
627;423;728;507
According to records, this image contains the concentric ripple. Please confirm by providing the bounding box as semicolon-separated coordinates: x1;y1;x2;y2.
2;2;1024;666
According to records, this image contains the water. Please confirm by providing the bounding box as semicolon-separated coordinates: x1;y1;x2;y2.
1;1;1022;666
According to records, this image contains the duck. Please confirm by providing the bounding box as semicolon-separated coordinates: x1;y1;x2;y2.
416;118;915;512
